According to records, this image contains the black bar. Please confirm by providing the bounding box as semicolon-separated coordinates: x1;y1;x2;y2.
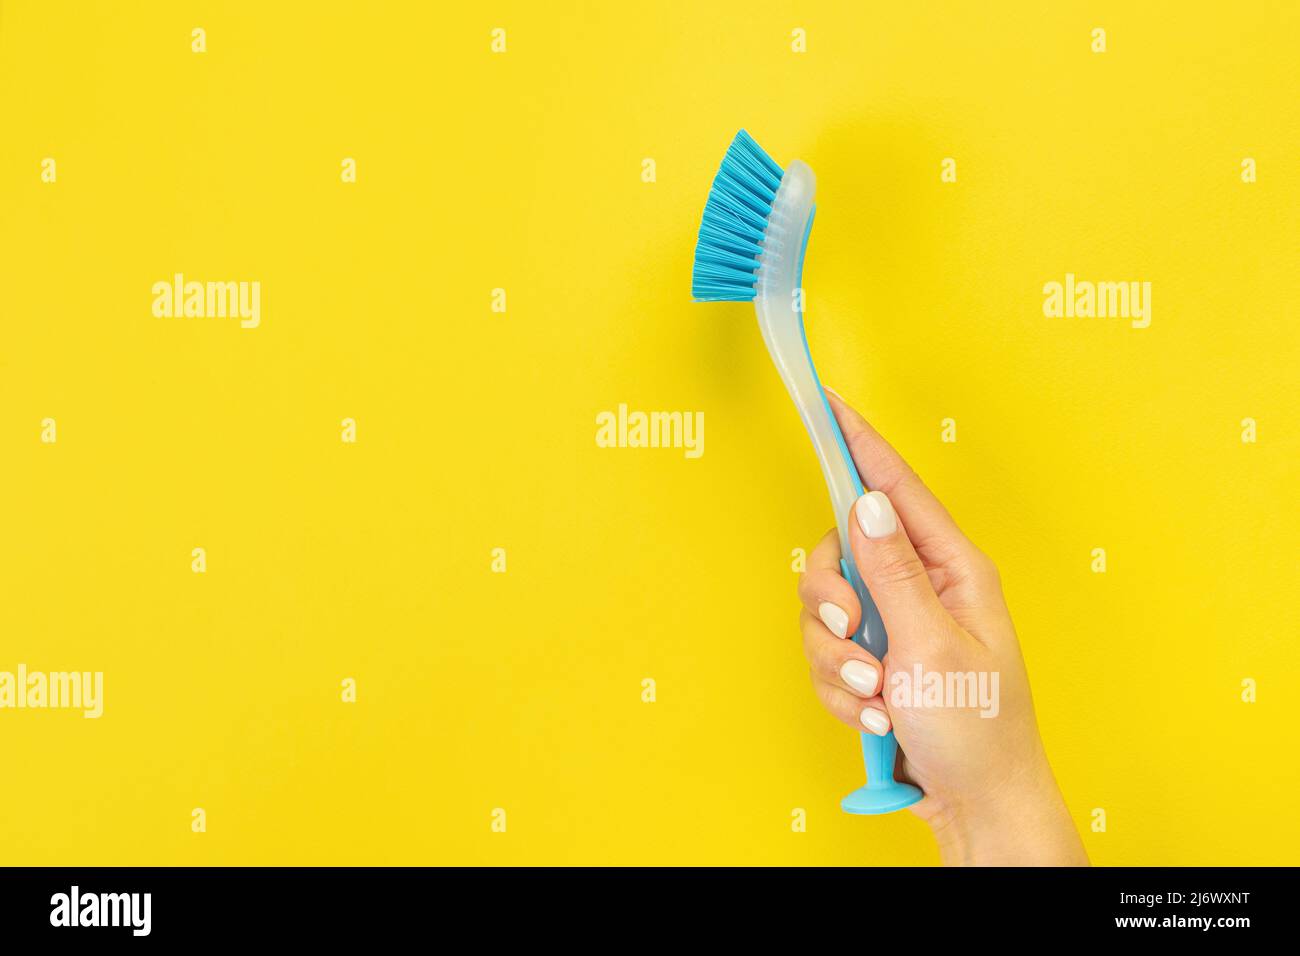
0;866;1291;941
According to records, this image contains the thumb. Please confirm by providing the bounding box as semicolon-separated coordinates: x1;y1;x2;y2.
850;490;952;655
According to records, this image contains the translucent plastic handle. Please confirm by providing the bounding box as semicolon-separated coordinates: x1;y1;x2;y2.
753;158;921;814
752;160;888;658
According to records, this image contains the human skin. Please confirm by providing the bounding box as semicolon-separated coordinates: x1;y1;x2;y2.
796;390;1088;866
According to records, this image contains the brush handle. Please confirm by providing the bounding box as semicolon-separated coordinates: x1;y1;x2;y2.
754;160;920;813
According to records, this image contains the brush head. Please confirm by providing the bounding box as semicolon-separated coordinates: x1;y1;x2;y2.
691;130;786;302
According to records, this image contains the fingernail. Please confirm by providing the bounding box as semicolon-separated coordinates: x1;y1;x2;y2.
855;490;897;539
818;601;849;639
859;707;890;735
840;659;879;696
822;385;843;401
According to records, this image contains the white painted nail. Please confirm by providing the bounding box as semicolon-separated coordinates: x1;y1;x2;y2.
859;708;890;735
855;490;897;539
840;659;879;696
818;601;849;639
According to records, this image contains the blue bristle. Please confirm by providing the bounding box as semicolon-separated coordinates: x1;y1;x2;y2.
691;130;785;302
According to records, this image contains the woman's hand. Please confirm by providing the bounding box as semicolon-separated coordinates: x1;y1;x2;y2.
797;390;1088;866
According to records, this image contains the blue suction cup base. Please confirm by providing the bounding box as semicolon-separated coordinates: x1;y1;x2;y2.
842;731;923;814
840;781;923;815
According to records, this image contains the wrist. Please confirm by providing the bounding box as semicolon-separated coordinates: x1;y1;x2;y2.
928;755;1089;867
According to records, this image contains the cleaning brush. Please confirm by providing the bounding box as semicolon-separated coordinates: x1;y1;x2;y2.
691;130;923;814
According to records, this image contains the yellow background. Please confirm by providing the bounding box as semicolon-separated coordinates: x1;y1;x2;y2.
1;1;1297;865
